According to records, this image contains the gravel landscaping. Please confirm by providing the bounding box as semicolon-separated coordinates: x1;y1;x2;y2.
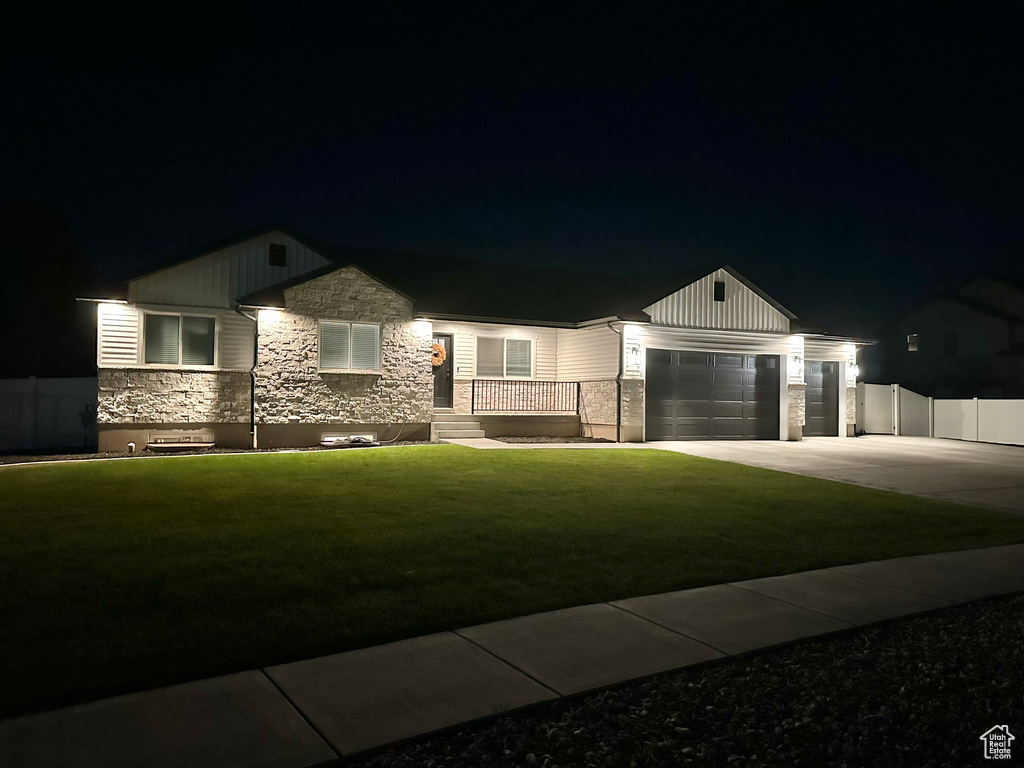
355;595;1024;767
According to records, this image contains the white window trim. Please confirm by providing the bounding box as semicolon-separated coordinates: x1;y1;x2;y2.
475;336;534;379
139;310;219;369
318;320;383;373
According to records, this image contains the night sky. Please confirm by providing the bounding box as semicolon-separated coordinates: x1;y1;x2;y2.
3;4;1023;375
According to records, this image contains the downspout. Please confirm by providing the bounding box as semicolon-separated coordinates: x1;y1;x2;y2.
607;320;622;443
236;307;258;448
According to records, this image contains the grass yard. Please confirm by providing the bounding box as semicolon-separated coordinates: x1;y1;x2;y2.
3;444;1024;718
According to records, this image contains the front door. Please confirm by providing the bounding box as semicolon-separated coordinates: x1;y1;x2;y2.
432;334;453;409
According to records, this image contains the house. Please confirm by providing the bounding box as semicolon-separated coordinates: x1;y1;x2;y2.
83;225;865;452
864;277;1024;398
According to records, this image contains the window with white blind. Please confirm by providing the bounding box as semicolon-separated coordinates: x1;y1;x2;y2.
320;321;381;370
476;337;533;378
143;313;216;366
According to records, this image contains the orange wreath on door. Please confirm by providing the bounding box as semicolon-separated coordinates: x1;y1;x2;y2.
431;343;447;367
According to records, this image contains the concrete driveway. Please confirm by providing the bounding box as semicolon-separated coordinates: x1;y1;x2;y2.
656;436;1024;515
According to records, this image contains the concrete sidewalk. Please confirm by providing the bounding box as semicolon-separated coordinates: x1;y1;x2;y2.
3;543;1023;767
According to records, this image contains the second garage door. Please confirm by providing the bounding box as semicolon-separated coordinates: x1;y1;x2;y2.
645;350;781;440
804;361;839;436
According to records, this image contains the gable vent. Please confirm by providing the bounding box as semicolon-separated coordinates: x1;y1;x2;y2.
713;280;726;302
269;243;287;267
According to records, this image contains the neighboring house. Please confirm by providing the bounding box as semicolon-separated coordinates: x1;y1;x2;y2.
866;277;1024;398
84;225;865;451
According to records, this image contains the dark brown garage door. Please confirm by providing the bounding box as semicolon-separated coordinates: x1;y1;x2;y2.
645;350;781;440
804;361;839;436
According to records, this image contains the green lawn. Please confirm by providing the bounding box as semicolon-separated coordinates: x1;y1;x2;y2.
3;444;1024;718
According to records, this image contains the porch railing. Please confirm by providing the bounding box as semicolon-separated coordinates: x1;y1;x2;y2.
471;380;580;414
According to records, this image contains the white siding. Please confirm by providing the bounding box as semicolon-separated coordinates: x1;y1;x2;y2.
556;326;619;380
644;268;790;332
97;303;140;366
804;339;855;361
638;327;792;356
128;231;330;308
219;313;256;370
431;321;557;380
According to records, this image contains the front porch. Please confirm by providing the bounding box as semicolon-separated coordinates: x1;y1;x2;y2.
430;411;581;441
431;379;584;440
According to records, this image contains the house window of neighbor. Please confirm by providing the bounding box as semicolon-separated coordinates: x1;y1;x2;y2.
907;333;919;352
320;321;380;370
714;280;726;302
144;313;216;366
476;337;533;377
269;243;287;267
944;331;959;357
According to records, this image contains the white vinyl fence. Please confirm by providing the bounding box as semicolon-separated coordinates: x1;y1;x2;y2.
858;382;1024;446
0;377;97;453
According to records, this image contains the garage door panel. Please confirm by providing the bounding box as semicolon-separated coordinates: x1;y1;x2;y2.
645;349;780;441
677;351;711;366
679;369;714;385
711;402;745;419
710;387;744;402
712;354;744;368
713;370;745;386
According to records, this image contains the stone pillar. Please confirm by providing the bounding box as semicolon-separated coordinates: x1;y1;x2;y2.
787;383;805;441
619;378;645;442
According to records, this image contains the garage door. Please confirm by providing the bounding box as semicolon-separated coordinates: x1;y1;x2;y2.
804;361;839;436
645;350;781;440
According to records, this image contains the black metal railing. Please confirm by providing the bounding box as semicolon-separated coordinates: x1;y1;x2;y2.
472;380;580;414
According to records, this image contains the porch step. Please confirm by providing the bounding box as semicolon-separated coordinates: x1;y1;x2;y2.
437;429;486;439
430;413;479;423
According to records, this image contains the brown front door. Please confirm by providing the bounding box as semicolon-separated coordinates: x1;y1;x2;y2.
432;334;453;409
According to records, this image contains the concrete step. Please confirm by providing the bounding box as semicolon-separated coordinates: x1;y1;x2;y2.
431;413;479;423
432;421;482;432
437;429;486;439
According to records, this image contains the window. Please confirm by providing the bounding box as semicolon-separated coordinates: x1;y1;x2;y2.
907;333;919;352
944;332;959;357
320;321;380;370
713;280;726;302
143;313;215;366
476;337;533;377
269;243;287;267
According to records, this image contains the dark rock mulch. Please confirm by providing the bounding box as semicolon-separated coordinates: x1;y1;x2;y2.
355;595;1024;767
491;436;614;444
0;440;440;465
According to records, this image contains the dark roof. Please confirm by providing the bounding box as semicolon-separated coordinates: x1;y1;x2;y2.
238;231;798;325
133;222;806;327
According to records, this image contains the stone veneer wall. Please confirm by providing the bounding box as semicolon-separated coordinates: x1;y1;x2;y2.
579;380;618;426
97;369;250;424
846;384;857;425
787;383;806;440
255;266;432;427
452;380;472;413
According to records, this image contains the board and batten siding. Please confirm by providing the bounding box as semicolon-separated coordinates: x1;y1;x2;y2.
97;303;140;366
556;326;619;380
645;268;790;333
128;231;330;308
431;321;557;379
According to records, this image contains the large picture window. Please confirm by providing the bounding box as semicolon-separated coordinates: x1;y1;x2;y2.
144;313;216;366
320;321;381;370
476;337;533;378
